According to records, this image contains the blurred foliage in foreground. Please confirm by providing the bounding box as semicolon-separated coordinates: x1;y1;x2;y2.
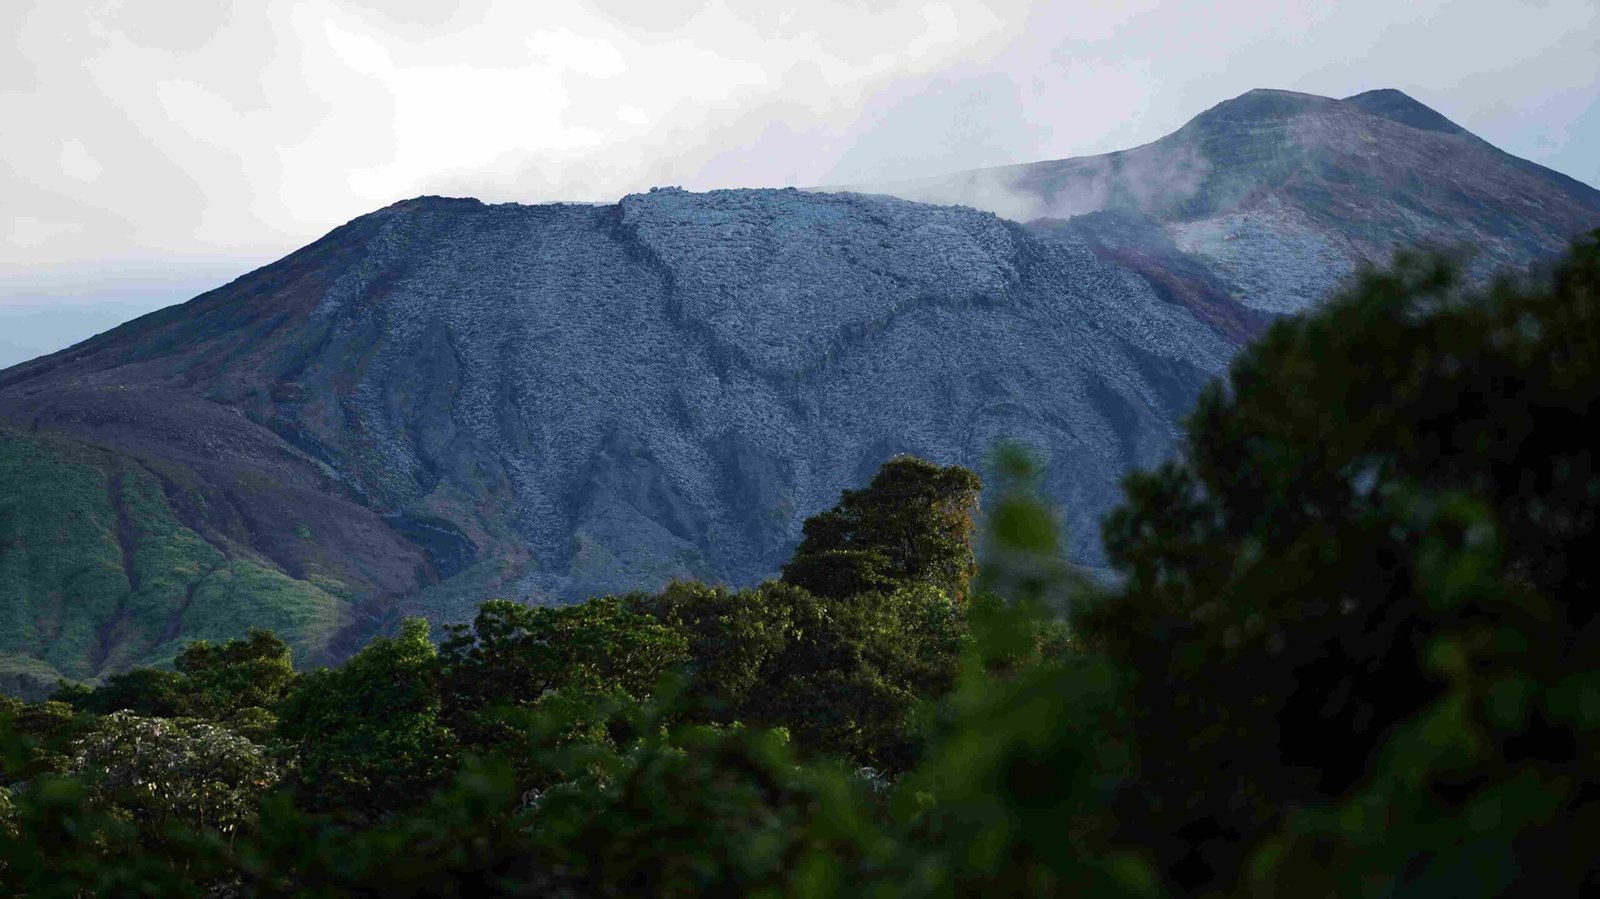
3;232;1598;895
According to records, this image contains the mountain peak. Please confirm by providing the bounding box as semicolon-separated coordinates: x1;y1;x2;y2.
1190;88;1334;125
1231;87;1325;103
386;195;488;212
1340;88;1466;134
851;86;1600;318
1189;87;1466;137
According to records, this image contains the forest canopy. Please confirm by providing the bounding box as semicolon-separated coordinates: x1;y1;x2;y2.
3;232;1598;895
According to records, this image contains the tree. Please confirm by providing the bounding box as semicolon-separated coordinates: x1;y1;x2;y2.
782;456;981;600
436;597;689;783
747;582;964;769
55;669;185;719
172;629;295;723
1077;233;1600;892
0;699;92;781
440;598;688;716
276;619;456;817
525;725;880;898
631;579;964;769
67;711;281;840
58;630;296;741
625;580;795;720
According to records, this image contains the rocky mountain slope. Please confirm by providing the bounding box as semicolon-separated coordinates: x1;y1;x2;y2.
865;88;1600;328
0;188;1232;694
3;88;1596;695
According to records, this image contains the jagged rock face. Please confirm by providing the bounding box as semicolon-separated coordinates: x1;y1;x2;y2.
0;188;1230;682
865;88;1600;319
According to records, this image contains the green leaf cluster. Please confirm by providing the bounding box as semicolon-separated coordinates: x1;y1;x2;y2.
782;457;981;600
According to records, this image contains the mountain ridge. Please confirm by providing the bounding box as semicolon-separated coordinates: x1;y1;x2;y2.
2;186;1232;694
856;87;1600;316
3;87;1597;696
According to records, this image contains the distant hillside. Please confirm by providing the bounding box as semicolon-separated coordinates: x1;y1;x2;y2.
3;87;1596;695
859;88;1600;324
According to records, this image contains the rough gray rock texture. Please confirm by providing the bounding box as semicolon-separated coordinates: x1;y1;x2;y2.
0;188;1229;637
861;88;1600;323
4;87;1596;680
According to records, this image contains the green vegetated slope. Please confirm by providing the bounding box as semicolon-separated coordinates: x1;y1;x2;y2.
0;428;350;697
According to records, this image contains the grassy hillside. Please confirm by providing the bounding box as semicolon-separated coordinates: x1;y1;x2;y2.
0;428;350;697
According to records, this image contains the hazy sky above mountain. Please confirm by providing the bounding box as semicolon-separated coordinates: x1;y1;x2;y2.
2;0;1597;365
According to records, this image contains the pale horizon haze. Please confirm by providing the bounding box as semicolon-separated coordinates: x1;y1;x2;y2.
3;0;1597;367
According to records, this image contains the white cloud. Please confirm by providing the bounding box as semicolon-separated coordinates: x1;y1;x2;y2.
0;0;1593;283
8;217;82;248
58;139;104;183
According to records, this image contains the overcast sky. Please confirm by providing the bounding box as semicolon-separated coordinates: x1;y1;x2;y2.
2;0;1597;366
